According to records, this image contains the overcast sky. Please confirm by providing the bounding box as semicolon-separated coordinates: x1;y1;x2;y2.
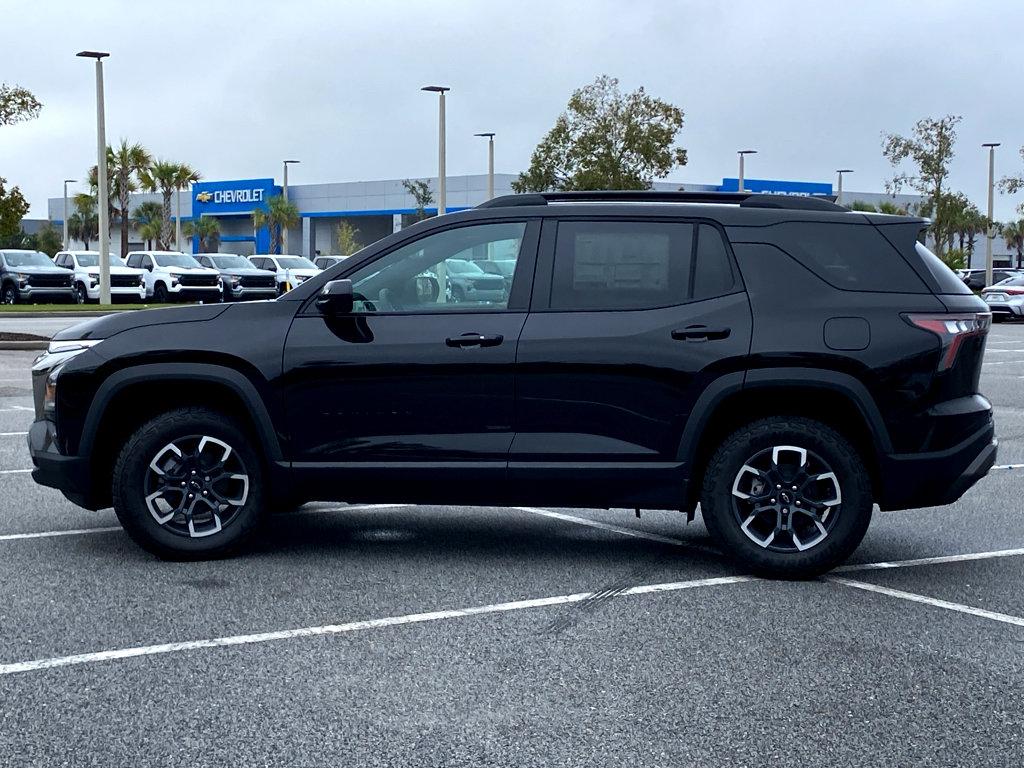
3;0;1023;219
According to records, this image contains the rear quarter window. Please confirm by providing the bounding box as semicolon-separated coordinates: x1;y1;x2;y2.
761;222;928;293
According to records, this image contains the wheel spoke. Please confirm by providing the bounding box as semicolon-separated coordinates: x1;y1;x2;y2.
731;465;772;501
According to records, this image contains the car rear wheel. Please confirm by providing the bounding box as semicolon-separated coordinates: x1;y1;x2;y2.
700;417;872;579
112;407;265;559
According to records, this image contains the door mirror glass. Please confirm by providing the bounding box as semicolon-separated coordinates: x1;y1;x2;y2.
316;279;354;315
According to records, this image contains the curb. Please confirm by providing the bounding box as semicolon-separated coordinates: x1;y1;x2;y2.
0;341;48;350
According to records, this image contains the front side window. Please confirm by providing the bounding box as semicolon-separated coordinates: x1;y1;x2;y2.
550;221;694;311
347;222;526;314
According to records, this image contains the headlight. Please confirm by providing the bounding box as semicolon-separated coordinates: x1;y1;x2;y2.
138;275;146;286
32;340;102;419
171;277;179;286
17;273;30;285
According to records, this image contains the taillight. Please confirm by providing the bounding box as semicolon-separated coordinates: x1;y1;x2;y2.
904;313;991;372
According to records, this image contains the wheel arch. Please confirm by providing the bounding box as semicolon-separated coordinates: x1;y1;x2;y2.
80;363;284;508
680;368;890;510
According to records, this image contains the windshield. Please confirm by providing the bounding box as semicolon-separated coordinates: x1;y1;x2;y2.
275;257;317;269
153;253;202;268
3;251;53;268
72;254;116;268
445;259;486;275
209;256;253;269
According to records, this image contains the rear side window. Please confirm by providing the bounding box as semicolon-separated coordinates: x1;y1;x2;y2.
914;241;972;294
550;221;694;310
767;223;927;293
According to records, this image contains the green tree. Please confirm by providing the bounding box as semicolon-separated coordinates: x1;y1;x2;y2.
131;201;164;250
252;195;299;254
107;141;152;257
877;200;910;216
402;179;435;221
848;200;877;212
0;177;29;242
139;161;200;248
998;146;1024;215
184;216;221;252
30;224;63;256
335;220;363;254
1003;220;1024;269
0;83;42;125
513;75;687;192
882;115;961;256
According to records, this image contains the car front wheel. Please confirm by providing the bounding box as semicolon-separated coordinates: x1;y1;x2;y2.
2;284;17;305
700;417;872;579
112;407;265;559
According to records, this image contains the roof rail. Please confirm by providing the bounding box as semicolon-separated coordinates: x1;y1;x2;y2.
477;190;848;212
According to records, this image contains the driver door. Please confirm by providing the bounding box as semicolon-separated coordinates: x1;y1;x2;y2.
282;219;539;503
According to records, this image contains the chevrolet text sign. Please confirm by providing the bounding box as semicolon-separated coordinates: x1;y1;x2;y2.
191;178;279;215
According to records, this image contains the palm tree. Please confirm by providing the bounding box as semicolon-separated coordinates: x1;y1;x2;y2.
68;193;98;248
139;160;200;249
1003;220;1024;269
107;141;152;256
252;195;299;253
131;201;164;250
184;216;221;252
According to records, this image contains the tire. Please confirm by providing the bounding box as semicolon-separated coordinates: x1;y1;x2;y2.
74;282;88;305
451;285;465;303
112;407;265;559
153;283;169;303
700;417;872;579
2;283;17;305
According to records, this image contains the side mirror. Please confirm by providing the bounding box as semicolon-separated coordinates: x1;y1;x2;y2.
316;279;354;315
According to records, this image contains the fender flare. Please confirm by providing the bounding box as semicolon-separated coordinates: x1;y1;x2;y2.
78;362;283;460
676;367;892;469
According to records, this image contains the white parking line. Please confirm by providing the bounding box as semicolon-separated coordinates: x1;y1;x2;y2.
836;547;1024;572
0;469;31;475
992;464;1024;471
0;431;27;437
0;526;121;543
514;506;687;546
0;574;752;676
0;406;32;412
830;577;1024;629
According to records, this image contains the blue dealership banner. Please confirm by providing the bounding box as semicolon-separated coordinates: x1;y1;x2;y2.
719;178;832;196
192;178;280;215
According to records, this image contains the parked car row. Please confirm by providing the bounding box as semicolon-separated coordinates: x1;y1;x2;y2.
0;248;359;305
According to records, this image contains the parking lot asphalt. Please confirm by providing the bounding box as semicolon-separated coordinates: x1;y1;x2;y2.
1;331;1023;767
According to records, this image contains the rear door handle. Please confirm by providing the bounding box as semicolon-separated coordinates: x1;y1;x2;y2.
445;332;504;348
671;325;731;341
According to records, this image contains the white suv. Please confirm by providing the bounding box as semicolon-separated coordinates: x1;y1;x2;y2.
124;251;222;303
248;255;320;295
54;251;146;304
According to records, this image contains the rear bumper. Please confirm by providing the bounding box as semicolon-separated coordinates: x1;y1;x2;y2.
27;419;102;510
878;419;997;511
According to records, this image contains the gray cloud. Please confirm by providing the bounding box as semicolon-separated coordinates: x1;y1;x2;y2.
2;0;1022;219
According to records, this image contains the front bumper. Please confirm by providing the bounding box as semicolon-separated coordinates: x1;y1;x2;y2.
878;419;997;511
16;287;75;302
87;285;146;301
167;285;222;302
27;419;102;510
227;286;278;301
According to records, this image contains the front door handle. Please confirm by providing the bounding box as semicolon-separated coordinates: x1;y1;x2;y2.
445;332;504;348
671;325;731;341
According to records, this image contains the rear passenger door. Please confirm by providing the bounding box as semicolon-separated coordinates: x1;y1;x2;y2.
511;218;752;508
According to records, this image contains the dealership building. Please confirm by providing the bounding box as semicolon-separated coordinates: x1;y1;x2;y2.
45;173;1011;267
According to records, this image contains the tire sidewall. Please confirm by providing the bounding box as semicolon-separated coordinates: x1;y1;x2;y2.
113;409;265;558
701;418;872;578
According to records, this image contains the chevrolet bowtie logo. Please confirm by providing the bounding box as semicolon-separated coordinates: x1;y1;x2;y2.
195;191;213;203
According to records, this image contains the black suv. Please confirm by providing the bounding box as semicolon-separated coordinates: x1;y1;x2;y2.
27;191;996;577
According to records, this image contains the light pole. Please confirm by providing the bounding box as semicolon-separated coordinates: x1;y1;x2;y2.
422;86;449;215
175;185;182;252
62;179;76;248
836;169;853;205
475;132;495;200
737;150;757;193
77;50;111;304
983;143;1000;286
282;159;300;254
